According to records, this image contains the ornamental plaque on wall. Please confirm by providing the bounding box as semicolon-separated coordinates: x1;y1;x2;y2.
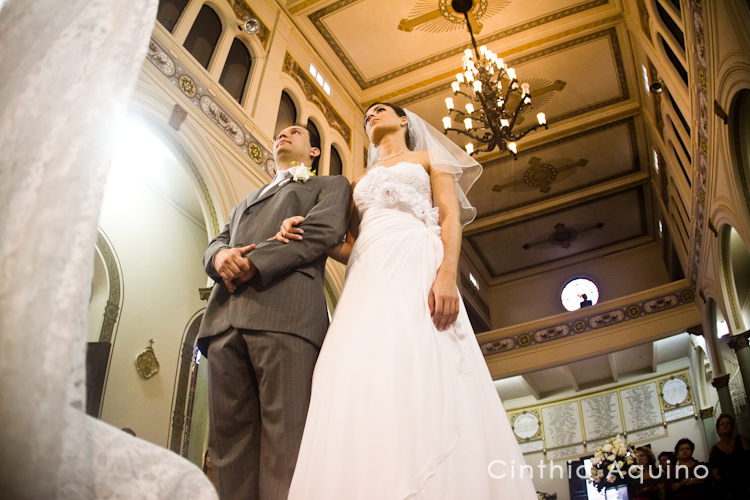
135;339;160;379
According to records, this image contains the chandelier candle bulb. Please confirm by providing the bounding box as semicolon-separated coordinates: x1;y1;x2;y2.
464;48;473;58
451;81;460;93
465;71;474;82
464;118;473;130
473;80;482;93
521;83;530;96
465;103;474;114
445;97;454;110
442;116;452;129
479;45;487;55
537;112;546;125
500;118;510;128
508;142;517;154
465;143;474;154
497;58;504;68
506;68;516;80
456;72;465;83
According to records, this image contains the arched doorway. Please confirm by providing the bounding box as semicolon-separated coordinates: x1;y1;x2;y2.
720;226;750;330
92;116;213;448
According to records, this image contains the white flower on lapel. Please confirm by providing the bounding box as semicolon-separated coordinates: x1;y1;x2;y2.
289;162;315;183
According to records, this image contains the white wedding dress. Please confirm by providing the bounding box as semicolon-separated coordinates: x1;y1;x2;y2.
288;162;537;499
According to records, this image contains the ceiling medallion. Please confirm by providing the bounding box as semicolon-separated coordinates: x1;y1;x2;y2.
522;221;605;250
522;161;558;192
398;0;509;33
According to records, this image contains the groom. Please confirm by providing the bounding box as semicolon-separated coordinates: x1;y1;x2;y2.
197;123;350;500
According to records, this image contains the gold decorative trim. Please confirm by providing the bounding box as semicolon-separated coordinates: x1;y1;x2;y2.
282;52;352;145
178;75;197;98
479;286;695;356
288;0;324;15
310;0;608;89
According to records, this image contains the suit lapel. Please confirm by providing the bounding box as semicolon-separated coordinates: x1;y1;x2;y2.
246;178;292;211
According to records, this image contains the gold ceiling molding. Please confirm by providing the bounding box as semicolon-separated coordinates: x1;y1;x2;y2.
282;52;352;145
370;14;621;106
227;0;271;48
288;0;325;15
310;0;608;90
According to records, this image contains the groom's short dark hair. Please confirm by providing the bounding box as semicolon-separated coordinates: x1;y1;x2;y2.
291;122;321;173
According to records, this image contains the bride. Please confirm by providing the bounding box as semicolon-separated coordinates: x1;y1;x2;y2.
277;104;537;499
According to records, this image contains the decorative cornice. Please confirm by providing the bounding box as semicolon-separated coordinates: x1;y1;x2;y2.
310;0;609;90
688;0;707;291
282;52;352;145
145;37;276;177
479;288;695;356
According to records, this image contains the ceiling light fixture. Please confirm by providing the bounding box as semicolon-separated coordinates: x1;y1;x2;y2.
442;0;549;159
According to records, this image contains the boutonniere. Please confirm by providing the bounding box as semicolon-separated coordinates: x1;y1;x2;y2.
289;161;315;183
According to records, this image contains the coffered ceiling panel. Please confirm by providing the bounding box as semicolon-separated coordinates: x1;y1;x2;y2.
467;187;648;277
468;119;640;217
307;0;610;89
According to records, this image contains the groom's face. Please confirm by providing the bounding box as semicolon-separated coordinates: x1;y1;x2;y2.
274;125;319;167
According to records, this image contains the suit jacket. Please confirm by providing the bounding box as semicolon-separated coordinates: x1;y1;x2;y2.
197;174;350;356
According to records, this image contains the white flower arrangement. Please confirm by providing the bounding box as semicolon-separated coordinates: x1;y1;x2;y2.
589;434;636;491
290;161;315;183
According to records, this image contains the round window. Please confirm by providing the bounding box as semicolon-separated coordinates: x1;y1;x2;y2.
561;278;599;311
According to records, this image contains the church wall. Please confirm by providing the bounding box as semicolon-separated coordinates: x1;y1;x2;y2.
489;242;670;328
96;143;208;446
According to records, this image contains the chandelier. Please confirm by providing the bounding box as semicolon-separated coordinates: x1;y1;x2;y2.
442;0;548;159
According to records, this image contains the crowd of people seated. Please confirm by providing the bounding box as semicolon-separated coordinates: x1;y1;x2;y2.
629;413;750;500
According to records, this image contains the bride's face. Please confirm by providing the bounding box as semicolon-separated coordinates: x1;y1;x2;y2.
364;104;406;143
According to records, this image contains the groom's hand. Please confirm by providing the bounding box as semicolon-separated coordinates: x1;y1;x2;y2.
214;244;256;292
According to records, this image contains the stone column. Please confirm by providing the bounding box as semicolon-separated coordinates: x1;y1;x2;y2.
728;331;750;407
711;374;734;417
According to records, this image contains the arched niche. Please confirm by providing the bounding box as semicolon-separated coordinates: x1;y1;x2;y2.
720;225;750;331
219;38;253;104
183;4;222;69
728;89;750;216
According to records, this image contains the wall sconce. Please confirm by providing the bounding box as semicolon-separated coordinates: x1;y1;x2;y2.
239;18;259;34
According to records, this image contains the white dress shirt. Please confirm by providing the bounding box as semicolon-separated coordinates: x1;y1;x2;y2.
259;168;292;197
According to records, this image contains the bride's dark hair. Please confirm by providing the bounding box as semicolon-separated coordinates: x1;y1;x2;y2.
364;102;414;150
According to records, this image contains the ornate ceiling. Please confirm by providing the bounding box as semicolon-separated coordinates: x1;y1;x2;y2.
282;0;659;289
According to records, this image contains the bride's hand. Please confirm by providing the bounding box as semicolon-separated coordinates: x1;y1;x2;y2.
267;216;306;243
428;273;459;331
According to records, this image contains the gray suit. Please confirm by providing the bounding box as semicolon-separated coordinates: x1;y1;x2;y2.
198;174;350;500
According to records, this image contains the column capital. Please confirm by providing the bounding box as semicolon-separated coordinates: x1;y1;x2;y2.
711;373;730;389
728;330;750;352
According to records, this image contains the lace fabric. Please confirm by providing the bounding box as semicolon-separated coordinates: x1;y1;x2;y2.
0;1;216;497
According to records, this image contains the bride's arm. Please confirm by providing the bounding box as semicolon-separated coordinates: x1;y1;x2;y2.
270;180;360;265
429;167;462;331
